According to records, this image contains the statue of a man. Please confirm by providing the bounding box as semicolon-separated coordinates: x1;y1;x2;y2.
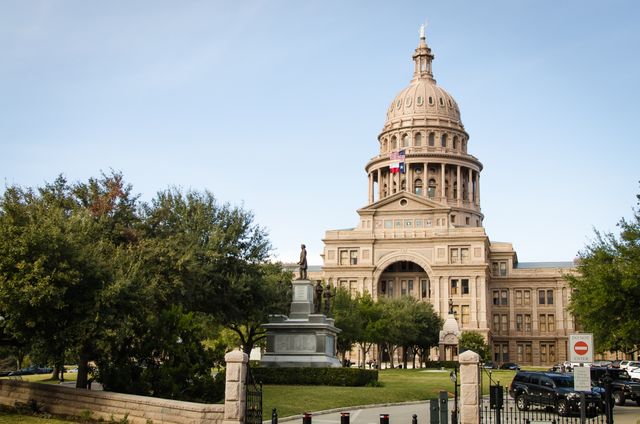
323;283;335;316
314;281;323;314
298;244;308;280
449;298;454;314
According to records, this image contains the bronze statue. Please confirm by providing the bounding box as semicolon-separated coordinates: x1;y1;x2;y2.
314;281;323;314
298;244;308;280
323;283;335;315
449;298;454;314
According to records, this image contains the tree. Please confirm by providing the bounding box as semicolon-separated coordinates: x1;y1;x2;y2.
332;287;363;360
458;331;490;361
567;189;640;354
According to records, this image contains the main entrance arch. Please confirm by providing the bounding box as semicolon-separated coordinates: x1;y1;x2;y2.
374;257;432;301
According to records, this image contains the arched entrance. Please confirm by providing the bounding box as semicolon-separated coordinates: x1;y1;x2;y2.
377;260;431;300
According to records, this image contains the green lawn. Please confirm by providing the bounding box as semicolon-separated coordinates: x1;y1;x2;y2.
263;368;517;420
1;373;78;385
0;411;74;424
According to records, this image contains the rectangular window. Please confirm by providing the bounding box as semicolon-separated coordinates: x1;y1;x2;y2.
539;290;546;305
515;290;522;306
503;344;510;363
499;262;507;276
415;219;423;228
450;279;458;295
395;219;402;228
501;289;508;305
350;250;358;265
461;305;470;325
384;220;393;229
388;280;394;297
408;280;414;295
492;290;500;306
524;314;531;333
500;314;508;332
492;314;500;332
540;344;547;363
461;248;469;263
450;248;460;264
547;289;554;305
517;342;532;363
401;280;407;296
404;219;412;228
461;279;469;295
548;314;555;332
523;290;531;305
492;261;507;276
421;279;429;298
425;219;432;227
339;250;349;265
539;314;547;332
516;314;523;332
491;262;499;274
349;280;357;297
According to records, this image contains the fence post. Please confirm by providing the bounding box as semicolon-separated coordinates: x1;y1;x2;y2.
412;414;417;424
223;350;249;424
272;408;278;424
458;350;480;424
379;413;389;424
341;412;350;424
303;412;312;424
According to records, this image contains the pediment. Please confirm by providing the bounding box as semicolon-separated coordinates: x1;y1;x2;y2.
357;192;450;215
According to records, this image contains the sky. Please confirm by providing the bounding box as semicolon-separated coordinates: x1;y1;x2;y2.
1;0;639;265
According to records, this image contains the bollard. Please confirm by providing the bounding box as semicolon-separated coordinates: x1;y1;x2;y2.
429;399;439;424
272;408;278;424
303;412;312;424
341;412;350;424
412;414;417;424
438;391;448;424
379;413;390;424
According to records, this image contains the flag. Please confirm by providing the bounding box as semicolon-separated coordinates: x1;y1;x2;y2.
390;162;400;173
399;162;406;174
389;150;406;174
389;150;406;161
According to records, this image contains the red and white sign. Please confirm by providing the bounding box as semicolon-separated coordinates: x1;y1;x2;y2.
569;334;593;363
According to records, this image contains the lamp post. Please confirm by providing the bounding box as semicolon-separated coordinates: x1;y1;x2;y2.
450;365;458;424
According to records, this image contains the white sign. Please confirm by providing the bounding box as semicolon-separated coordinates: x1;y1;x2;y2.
573;366;591;391
294;285;308;301
569;333;594;363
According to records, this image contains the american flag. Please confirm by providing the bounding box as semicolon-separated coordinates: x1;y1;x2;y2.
389;150;406;161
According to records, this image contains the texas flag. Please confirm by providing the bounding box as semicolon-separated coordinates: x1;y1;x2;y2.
390;162;406;174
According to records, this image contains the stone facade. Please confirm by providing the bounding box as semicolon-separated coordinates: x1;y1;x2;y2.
320;31;576;367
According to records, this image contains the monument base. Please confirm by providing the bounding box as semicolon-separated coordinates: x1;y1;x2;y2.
261;280;341;368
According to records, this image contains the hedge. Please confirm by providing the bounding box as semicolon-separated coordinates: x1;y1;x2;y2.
423;361;458;369
251;367;378;386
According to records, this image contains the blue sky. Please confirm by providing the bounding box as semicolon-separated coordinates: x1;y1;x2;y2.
1;0;639;265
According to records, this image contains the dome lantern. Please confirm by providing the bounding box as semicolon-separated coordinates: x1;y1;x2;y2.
412;24;435;83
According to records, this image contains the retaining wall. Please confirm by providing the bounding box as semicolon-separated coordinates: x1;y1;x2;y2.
0;379;224;424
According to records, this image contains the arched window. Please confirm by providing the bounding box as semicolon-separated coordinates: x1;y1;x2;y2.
402;134;409;147
428;179;436;198
414;179;423;195
453;181;458;199
382;139;387;152
453;136;458;150
401;179;406;190
391;136;397;150
415;132;422;146
428;132;435;146
441;134;448;148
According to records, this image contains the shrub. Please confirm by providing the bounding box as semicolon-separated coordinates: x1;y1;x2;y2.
423;361;458;369
252;367;378;386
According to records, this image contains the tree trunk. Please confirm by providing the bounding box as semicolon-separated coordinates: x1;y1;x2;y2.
76;353;91;389
50;364;61;381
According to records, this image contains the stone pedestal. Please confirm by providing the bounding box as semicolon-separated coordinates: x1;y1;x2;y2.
459;350;481;424
261;280;341;368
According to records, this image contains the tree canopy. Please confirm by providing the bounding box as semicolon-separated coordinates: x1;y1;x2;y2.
566;188;640;355
458;331;490;361
0;173;291;399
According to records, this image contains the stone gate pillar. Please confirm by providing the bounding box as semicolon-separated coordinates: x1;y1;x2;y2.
223;350;248;424
459;350;480;424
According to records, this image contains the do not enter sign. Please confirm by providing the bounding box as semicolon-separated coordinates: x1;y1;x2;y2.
569;334;593;363
574;341;589;355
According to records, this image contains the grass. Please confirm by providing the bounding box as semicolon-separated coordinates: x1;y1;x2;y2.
1;373;78;385
263;368;518;420
0;411;74;424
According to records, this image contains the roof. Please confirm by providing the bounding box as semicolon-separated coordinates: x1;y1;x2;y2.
515;261;575;269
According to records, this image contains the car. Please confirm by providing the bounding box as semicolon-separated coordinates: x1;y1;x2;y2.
509;371;602;416
500;362;521;370
628;367;640;381
621;361;640;371
591;360;613;368
483;361;498;369
590;367;640;406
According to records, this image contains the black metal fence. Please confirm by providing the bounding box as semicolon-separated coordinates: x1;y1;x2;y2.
245;365;263;424
480;382;611;424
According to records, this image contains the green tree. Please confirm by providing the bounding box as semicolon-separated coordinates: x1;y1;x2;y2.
332;287;364;360
458;331;490;361
566;189;640;354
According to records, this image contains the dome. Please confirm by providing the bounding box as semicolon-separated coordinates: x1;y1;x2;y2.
382;33;464;133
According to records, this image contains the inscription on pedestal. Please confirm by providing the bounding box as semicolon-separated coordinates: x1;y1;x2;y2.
275;334;317;353
294;285;308;301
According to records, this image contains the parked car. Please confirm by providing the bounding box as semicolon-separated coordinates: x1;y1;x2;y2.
7;365;52;376
591;360;613;368
509;371;601;416
500;362;521;370
590;367;640;406
483;361;498;369
621;361;640;371
628;367;640;382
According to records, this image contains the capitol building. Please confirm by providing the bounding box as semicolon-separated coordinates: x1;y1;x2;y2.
316;29;576;367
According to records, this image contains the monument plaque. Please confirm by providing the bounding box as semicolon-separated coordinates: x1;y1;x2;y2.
294;285;308;301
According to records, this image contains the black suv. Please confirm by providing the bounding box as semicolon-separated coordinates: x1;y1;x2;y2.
590;367;640;406
509;371;601;416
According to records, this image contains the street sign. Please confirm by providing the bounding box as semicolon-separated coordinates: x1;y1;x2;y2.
573;366;591;391
569;333;593;363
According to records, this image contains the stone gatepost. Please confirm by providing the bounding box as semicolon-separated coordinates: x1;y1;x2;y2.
459;350;480;424
223;350;248;424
